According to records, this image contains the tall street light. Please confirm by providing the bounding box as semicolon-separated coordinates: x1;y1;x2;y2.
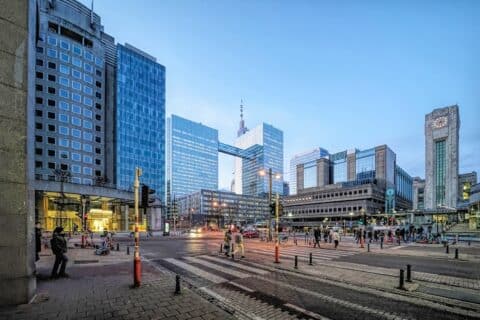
259;168;281;241
349;212;354;235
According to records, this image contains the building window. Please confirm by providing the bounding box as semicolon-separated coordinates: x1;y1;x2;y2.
83;167;93;175
95;170;102;177
84;74;93;84
36;84;43;92
72;81;82;91
35;110;43;117
95;136;101;143
47;48;57;58
35;122;42;130
48;162;55;169
83;109;92;118
83;86;93;95
59;126;69;135
60;52;70;63
95;81;102;88
47;112;55;119
95;92;102;99
95;125;100;132
47;99;55;107
83;132;93;141
84;63;93;73
60;164;68;171
95;103;102;110
35;135;43;142
59;150;69;159
47;137;55;144
435;140;446;206
48;124;55;132
71;128;81;138
48;150;55;157
36;59;43;66
72;45;82;56
48;62;56;69
72;69;82;79
59;77;69;87
83;178;93;185
84;97;93;107
96;69;102;77
35;148;42;155
83;155;93;164
48;74;56;82
47;36;57;46
60;40;70;51
84;51;93;62
60;64;70;74
36;46;44;54
72;57;82;68
72;93;82;103
95;159;101;165
59;101;69;111
59;138;69;147
35;161;42;168
72;104;82;114
59;114;69;123
72;141;82;150
95;114;101;121
94;57;103;67
95;147;101;154
59;89;69;98
35;97;43;104
71;116;82;127
83;144;93;152
72;164;81;173
36;72;43;79
83;121;92;129
72;153;81;162
72;177;81;184
48;87;56;94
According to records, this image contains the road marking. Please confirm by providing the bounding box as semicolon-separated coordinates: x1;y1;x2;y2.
229;281;255;292
284;303;332;320
164;258;227;283
201;255;270;275
184;256;252;279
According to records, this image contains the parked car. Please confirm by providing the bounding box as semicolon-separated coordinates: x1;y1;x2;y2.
242;229;259;238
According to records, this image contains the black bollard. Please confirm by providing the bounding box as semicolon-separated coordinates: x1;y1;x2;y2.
294;255;298;269
367;243;370;252
406;264;412;282
446;245;449;254
175;274;181;294
455;248;459;259
219;243;223;254
127;246;130;255
309;252;313;265
116;243;120;251
398;269;405;289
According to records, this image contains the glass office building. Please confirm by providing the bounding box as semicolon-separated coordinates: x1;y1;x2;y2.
330;151;348;184
116;44;165;200
167;115;219;198
289;148;329;195
234;123;284;196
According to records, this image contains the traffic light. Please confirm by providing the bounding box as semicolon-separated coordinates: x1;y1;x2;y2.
141;184;156;211
269;202;276;217
363;214;368;226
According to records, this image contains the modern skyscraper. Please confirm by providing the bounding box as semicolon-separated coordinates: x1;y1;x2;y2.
234;123;284;196
116;43;166;199
34;0;113;186
167;115;219;198
424;105;459;209
289;148;329;195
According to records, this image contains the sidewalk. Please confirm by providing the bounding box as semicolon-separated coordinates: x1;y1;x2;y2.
0;247;232;320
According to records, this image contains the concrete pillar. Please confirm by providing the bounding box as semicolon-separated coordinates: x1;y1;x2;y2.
123;205;129;231
0;0;36;305
296;164;304;193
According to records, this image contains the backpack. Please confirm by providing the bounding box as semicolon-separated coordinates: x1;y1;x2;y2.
235;234;242;244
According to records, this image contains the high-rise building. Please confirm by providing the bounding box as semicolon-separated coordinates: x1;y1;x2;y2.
424;105;459;209
234;123;284;197
34;0;113;186
289;148;329;195
167;115;219;198
116;43;166;199
412;177;426;210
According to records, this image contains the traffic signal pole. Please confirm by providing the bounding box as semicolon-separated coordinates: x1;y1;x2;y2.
274;193;280;263
134;167;142;287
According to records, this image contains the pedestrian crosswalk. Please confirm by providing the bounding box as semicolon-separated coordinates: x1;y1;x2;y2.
247;247;359;262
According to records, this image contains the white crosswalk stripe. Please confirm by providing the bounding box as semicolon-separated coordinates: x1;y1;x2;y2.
164;258;228;283
201;255;270;275
247;247;358;261
184;256;252;279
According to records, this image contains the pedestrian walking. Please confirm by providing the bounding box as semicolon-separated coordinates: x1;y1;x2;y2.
50;226;69;278
323;228;328;243
35;222;42;261
313;227;321;248
333;230;340;249
224;230;232;257
328;229;333;243
234;229;245;258
304;229;309;244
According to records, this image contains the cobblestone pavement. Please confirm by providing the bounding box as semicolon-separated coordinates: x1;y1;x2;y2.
0;248;232;320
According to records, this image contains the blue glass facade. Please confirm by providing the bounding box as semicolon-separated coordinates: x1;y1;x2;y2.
116;44;165;200
355;148;376;182
168;115;219;198
395;165;413;202
289;148;329;194
262;124;284;195
330;151;348;184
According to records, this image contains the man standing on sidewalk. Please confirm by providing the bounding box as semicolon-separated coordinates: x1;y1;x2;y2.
333;230;340;249
313;227;321;248
50;226;69;278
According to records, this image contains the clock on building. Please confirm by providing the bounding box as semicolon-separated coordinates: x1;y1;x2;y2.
432;116;448;129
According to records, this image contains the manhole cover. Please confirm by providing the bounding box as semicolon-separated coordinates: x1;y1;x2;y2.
74;260;99;264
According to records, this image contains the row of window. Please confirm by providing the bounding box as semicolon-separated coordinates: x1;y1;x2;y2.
35;147;103;165
36;173;95;185
35;160;100;176
46;35;103;67
35;121;103;145
291;205;365;215
287;189;371;204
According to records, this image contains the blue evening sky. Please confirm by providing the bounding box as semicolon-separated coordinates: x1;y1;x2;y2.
83;0;479;189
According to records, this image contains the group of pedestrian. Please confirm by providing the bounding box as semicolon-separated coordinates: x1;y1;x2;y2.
223;228;245;258
299;227;340;249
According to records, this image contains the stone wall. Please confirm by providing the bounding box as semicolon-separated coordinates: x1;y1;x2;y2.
0;0;36;305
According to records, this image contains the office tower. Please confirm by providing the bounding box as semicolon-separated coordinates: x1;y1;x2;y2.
167;115;219;198
424;105;459;209
116;43;166;199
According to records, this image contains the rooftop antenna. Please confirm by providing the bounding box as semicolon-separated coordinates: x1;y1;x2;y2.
90;0;95;28
237;99;248;137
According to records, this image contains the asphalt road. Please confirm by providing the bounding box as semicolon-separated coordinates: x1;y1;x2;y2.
140;237;480;320
336;252;480;279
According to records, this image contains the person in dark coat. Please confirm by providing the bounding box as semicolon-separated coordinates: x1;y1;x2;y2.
313;227;321;248
35;222;42;261
50;226;69;278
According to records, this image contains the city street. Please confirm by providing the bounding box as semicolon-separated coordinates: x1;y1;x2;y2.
136;233;480;319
